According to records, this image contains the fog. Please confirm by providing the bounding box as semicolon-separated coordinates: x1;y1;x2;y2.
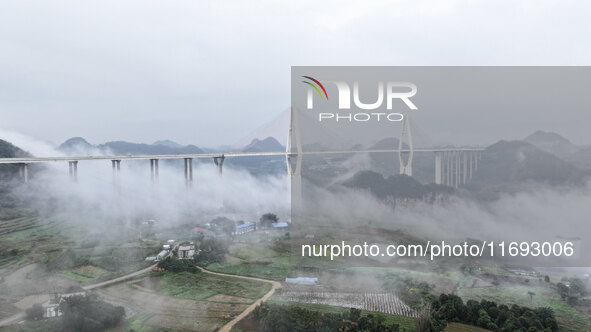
1;129;290;228
298;172;591;268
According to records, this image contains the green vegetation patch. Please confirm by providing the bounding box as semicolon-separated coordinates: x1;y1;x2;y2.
239;302;416;332
155;271;271;301
458;285;591;332
267;300;416;329
444;322;492;332
206;241;292;281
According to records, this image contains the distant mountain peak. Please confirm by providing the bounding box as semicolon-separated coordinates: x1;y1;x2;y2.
60;137;91;146
58;137;93;151
523;131;577;158
152;140;183;149
524;131;572;145
242;137;284;152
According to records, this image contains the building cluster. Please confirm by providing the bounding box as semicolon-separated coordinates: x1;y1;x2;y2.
144;218;290;262
42;289;86;318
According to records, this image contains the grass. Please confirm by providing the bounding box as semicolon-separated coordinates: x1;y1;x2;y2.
155;271;272;301
207;262;291;281
61;269;93;281
458;285;591;332
72;265;110;278
0;319;61;332
206;241;293;281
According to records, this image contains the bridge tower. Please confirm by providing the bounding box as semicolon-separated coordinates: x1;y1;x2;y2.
286;107;303;218
398;115;414;176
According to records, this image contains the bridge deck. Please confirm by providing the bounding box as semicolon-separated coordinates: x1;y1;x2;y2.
0;147;485;164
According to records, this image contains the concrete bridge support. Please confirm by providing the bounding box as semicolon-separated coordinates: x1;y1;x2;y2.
435;152;442;185
213;155;225;176
20;163;29;184
435;151;480;188
184;158;193;186
150;159;159;183
111;160;121;186
68;161;78;182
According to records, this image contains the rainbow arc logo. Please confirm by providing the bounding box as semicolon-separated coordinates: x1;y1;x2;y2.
301;76;328;100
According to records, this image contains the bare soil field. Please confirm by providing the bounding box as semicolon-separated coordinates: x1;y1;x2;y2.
98;282;249;332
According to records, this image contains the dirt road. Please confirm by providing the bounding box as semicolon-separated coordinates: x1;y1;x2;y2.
0;246;280;332
195;267;281;332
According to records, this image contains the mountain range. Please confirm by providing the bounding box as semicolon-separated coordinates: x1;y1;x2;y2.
58;136;284;156
4;131;591;193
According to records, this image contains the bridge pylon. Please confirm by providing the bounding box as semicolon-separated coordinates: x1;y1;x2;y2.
398;115;413;176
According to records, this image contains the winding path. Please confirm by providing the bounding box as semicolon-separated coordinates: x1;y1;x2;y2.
0;248;281;332
195;266;281;332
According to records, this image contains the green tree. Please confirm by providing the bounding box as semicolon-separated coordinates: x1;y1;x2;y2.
259;213;278;228
60;294;125;332
25;304;44;321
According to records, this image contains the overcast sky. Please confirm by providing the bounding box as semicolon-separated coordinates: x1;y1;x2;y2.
1;0;591;148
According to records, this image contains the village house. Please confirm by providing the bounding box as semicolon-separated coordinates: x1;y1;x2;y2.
233;222;256;235
272;222;289;230
42;289;87;318
177;241;196;259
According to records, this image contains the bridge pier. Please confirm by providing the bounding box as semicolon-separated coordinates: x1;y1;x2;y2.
20;163;29;184
184;158;193;186
213;155;225;176
150;159;159;183
435;152;442;185
435;151;481;188
68;161;78;182
462;152;468;184
111;160;121;186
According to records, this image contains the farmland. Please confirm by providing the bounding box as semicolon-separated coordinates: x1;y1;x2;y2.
274;291;417;317
206;235;293;281
95;271;272;332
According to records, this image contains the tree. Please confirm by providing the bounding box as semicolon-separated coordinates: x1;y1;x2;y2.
544;275;550;283
60;294;125;332
210;217;235;235
25;304;44;321
157;256;199;273
556;282;569;300
476;309;497;330
569;277;586;295
194;238;229;266
414;304;431;332
348;307;361;322
259;213;278;228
